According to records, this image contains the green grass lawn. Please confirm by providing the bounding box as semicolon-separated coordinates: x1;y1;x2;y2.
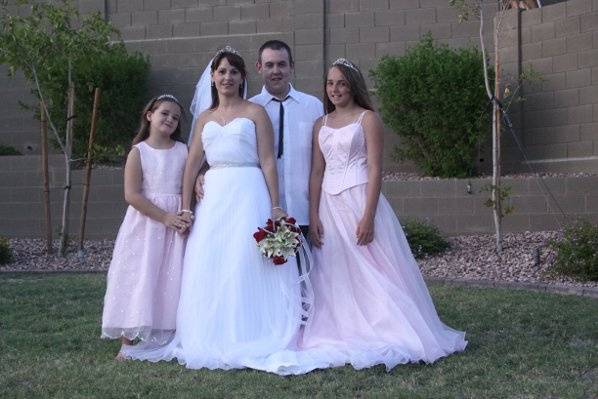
0;273;596;398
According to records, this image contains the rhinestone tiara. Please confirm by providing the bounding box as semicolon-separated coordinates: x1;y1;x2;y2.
215;45;241;57
156;94;181;105
331;58;358;72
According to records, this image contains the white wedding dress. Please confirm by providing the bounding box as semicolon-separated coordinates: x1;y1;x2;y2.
121;117;306;372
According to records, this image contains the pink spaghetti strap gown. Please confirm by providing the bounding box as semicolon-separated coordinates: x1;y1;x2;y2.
101;140;187;344
298;111;467;371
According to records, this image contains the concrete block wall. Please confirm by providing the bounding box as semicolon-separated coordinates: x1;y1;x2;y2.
108;0;291;43
383;175;598;234
323;0;496;84
498;0;598;173
2;0;486;159
1;151;595;238
109;0;325;134
2;0;598;239
2;2;596;172
0;155;126;239
0;0;308;148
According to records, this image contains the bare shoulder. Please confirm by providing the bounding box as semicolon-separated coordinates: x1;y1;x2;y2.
244;101;269;124
313;115;325;129
125;145;141;169
127;145;140;159
196;109;213;125
362;109;384;128
244;101;266;116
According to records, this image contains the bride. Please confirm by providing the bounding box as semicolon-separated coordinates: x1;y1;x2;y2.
121;46;310;372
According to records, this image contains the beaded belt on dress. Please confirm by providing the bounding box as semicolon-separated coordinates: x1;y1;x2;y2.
210;161;260;169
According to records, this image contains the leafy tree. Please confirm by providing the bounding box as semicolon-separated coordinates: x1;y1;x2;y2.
448;0;532;256
0;0;148;254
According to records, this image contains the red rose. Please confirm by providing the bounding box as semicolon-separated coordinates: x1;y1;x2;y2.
253;229;268;242
272;256;286;265
286;217;296;225
266;219;274;231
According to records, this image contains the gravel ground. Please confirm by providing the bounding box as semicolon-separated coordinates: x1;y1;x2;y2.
2;232;596;289
3;239;114;273
419;231;597;288
382;171;598;181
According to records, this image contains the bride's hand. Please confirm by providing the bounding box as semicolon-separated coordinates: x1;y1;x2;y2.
309;216;324;248
194;174;205;202
272;206;287;220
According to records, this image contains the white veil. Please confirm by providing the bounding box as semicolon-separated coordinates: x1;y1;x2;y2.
187;50;249;144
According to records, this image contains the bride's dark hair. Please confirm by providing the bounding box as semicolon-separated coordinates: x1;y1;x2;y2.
210;50;247;109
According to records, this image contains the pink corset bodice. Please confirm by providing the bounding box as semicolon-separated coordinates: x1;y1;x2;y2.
319;112;369;195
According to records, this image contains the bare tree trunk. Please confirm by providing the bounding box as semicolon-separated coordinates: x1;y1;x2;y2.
492;17;503;256
477;3;504;256
78;88;101;257
59;80;75;256
40;100;53;254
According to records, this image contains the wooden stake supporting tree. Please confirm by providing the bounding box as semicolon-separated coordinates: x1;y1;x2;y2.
40;100;52;254
78;88;101;257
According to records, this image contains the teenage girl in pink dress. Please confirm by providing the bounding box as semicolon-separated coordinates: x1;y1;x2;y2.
301;59;467;371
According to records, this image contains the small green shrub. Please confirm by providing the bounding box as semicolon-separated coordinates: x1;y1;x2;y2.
402;219;450;259
551;221;598;281
91;143;126;166
371;34;492;177
0;144;22;155
48;47;150;163
0;236;12;265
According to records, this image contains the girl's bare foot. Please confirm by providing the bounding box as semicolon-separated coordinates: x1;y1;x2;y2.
115;339;132;361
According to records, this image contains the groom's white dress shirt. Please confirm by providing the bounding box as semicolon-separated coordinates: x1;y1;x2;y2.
250;84;324;226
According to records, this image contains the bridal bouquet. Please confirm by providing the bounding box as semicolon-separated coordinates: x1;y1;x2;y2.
253;217;302;265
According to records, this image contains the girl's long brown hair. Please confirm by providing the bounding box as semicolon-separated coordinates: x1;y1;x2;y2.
131;96;185;145
324;62;374;114
210;51;247;110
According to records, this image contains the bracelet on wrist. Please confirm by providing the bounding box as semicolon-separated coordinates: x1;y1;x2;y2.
272;206;282;211
180;209;194;215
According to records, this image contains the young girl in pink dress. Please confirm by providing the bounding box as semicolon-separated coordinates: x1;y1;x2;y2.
302;59;467;371
101;94;189;359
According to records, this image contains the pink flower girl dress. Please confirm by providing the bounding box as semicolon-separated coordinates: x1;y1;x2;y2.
101;140;187;344
298;111;467;371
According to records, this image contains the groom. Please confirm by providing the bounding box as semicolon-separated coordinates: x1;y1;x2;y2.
249;40;323;235
195;40;323;234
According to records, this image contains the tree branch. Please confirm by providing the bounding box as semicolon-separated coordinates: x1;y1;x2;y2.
478;5;494;101
30;65;67;155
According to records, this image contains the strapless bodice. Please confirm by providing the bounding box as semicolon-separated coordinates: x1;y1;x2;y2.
202;117;259;166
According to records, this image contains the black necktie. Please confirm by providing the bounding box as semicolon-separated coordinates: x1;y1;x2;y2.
272;97;288;159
